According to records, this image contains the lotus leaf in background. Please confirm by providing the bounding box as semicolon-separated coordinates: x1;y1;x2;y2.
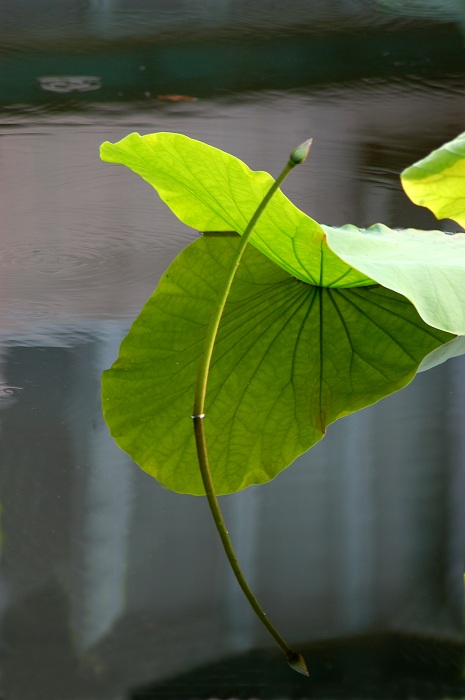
401;129;465;228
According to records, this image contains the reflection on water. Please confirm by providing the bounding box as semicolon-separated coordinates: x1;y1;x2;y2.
0;0;405;43
38;76;103;94
377;0;465;22
1;15;465;699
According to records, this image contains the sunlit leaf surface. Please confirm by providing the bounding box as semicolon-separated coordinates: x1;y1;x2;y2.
324;223;465;334
100;132;372;287
401;130;465;228
102;235;452;495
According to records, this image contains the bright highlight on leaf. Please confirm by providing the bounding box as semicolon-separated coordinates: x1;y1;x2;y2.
101;131;465;337
100;132;372;288
401;130;465;228
102;235;452;495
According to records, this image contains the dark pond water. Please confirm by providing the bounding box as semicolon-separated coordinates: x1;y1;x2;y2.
1;3;465;699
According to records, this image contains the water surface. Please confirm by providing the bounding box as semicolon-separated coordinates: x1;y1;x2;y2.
1;9;465;699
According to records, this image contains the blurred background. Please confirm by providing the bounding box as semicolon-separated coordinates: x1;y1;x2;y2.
0;1;465;698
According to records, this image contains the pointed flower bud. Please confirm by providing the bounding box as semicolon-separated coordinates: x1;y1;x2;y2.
287;651;309;676
289;138;313;165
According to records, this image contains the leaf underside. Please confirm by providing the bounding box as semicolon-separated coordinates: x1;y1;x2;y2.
324;223;465;335
102;235;452;495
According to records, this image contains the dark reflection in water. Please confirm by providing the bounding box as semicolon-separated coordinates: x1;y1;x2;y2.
2;0;465;106
1;7;465;698
0;0;450;43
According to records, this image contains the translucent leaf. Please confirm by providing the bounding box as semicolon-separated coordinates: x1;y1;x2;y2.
401;130;465;228
100;132;372;288
102;235;452;495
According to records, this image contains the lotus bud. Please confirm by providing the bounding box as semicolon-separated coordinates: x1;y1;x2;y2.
289;138;313;165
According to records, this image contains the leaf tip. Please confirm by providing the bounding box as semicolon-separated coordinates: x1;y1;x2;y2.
100;139;125;164
290;138;313;165
99;140;113;162
99;132;142;164
286;651;309;676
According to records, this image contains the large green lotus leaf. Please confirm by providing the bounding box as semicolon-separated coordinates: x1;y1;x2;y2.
102;234;452;495
100;132;372;288
401;131;465;227
324;223;465;335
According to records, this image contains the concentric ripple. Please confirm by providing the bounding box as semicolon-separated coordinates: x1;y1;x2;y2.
0;229;192;290
0;243;109;279
0;230;194;339
0;240;123;279
0;234;177;296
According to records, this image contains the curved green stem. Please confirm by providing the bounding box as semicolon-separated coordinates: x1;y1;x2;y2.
192;141;312;676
